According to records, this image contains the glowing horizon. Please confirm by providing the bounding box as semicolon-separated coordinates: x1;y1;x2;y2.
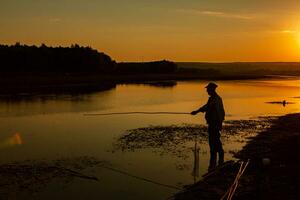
1;0;300;62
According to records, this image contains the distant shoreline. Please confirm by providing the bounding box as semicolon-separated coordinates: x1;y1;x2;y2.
2;44;300;94
0;73;279;94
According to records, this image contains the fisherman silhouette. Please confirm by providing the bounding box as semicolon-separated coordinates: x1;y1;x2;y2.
191;82;225;170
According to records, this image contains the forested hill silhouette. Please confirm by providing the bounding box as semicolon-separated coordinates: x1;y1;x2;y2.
0;43;181;93
0;43;116;74
0;43;178;75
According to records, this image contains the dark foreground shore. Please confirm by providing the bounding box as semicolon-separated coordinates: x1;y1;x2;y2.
175;113;300;200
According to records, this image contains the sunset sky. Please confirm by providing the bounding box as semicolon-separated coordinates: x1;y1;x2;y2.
1;0;300;62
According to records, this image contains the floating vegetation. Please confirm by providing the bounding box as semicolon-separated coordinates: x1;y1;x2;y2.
0;156;106;198
113;118;274;159
223;119;273;138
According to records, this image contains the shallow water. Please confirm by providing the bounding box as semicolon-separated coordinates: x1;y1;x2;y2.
0;78;300;199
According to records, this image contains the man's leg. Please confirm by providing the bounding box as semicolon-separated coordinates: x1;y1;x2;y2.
208;135;217;169
216;136;224;165
209;124;224;166
208;126;217;169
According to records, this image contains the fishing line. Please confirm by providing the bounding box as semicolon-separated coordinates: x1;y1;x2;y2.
83;111;191;189
98;165;181;190
84;111;190;116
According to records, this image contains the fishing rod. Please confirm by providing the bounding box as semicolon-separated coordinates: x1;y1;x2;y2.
84;111;191;116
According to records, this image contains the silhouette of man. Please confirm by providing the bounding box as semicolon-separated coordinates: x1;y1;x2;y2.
191;82;225;170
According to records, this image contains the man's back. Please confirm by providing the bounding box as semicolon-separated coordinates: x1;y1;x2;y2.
204;94;225;124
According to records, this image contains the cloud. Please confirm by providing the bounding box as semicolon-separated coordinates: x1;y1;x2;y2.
280;30;296;34
176;9;254;20
267;30;297;34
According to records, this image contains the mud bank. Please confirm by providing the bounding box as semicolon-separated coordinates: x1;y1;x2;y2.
174;114;300;200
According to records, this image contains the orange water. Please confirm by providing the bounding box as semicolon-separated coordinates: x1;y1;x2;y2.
0;78;299;199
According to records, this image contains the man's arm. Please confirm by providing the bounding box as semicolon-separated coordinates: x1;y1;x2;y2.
191;104;208;115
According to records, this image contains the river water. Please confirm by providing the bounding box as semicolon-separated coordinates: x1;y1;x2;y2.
0;78;300;199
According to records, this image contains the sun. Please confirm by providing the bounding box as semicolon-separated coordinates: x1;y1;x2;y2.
288;29;300;47
297;32;300;47
286;30;300;48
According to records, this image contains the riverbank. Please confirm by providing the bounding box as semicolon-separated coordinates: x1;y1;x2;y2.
174;113;300;200
0;73;267;94
235;113;300;199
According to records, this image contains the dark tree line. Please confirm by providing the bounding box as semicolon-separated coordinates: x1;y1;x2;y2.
116;60;178;74
0;43;116;74
0;43;178;75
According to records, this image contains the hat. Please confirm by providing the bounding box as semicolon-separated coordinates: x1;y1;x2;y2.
205;82;218;89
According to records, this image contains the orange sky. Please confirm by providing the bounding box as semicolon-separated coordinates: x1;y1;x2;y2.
1;0;300;62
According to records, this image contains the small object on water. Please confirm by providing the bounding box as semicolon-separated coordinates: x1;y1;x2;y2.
283;100;286;106
265;100;294;107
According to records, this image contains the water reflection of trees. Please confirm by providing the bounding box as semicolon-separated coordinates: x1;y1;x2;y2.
0;82;117;101
126;81;177;88
0;87;117;117
0;84;116;102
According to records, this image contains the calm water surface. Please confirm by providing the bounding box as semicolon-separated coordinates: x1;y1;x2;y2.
1;79;300;199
